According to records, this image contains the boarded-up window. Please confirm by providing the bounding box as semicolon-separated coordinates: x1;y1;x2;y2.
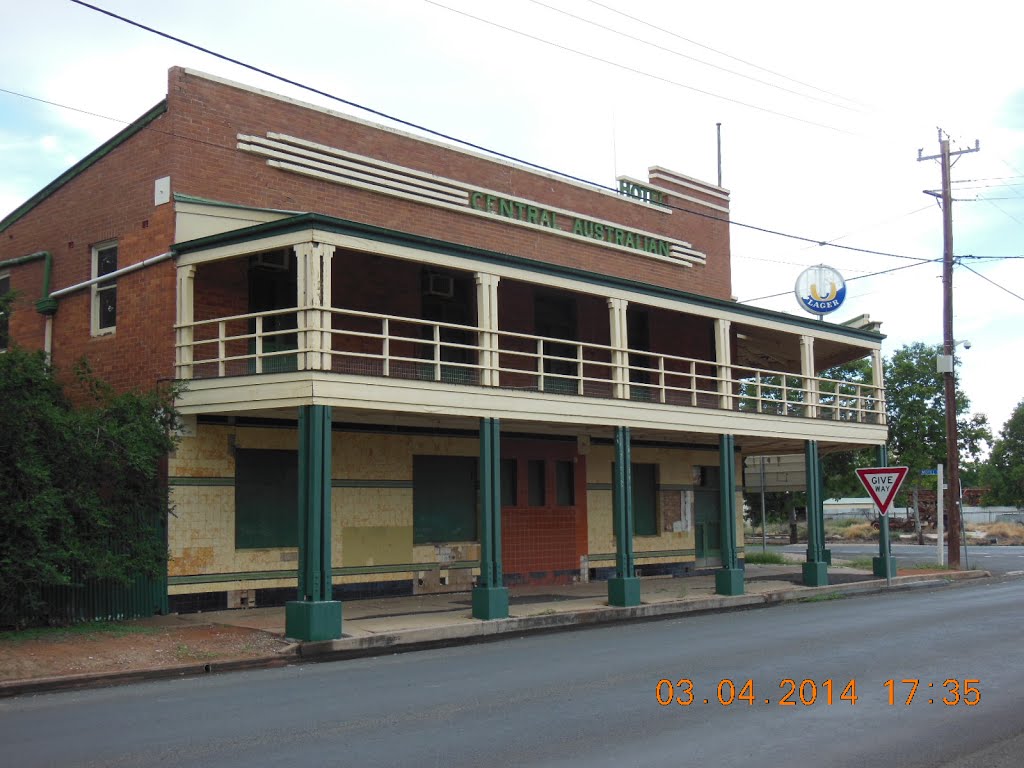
501;458;518;507
632;463;658;536
234;449;298;549
527;459;546;506
555;460;575;506
413;456;478;544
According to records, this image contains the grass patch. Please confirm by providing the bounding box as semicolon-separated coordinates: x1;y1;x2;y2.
837;522;877;541
827;518;864;529
905;561;952;570
800;591;845;603
744;551;787;565
0;620;163;644
969;523;1024;545
173;642;218;662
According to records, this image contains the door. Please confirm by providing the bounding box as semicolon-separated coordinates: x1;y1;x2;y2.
694;466;722;567
627;307;652;401
534;292;578;395
500;440;587;585
248;252;298;373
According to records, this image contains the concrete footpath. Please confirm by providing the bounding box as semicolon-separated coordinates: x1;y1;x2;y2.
0;564;989;698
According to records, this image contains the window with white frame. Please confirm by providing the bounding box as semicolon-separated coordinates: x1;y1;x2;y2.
91;242;118;334
0;272;10;350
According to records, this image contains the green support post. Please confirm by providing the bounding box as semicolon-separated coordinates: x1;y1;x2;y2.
715;434;744;595
472;417;509;619
802;440;829;586
872;444;897;579
285;405;342;641
608;426;641;606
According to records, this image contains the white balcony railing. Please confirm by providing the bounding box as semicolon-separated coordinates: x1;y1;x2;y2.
174;307;885;424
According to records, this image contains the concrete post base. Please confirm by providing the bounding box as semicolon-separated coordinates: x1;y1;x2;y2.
608;577;641;607
802;561;829;587
873;556;897;579
715;568;745;596
472;586;509;620
285;600;342;641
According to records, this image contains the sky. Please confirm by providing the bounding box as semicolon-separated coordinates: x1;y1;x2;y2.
2;0;1022;442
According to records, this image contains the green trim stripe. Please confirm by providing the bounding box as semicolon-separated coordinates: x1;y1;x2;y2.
169;477;412;488
0;101;168;233
588;549;696;562
588;483;696;492
168;560;479;586
331;479;413;488
169;476;234;486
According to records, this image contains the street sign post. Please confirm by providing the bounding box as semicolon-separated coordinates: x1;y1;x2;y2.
856;467;909;586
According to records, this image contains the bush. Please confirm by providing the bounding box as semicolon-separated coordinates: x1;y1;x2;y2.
0;348;179;627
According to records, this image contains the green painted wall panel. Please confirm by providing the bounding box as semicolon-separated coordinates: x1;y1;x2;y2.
235;448;299;549
413;455;478;544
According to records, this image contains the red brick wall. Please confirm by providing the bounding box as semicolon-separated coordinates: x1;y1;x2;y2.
1;66;733;396
166;68;732;300
0;110;176;395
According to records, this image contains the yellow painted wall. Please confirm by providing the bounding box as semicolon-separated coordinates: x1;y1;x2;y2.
585;445;743;563
168;425;481;595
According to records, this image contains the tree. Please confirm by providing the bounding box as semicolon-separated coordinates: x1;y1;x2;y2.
982;399;1024;508
885;342;990;491
0;343;179;627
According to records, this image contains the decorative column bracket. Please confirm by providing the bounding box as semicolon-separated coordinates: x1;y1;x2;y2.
175;264;196;379
294;242;335;372
607;299;630;400
475;274;500;387
715;319;733;410
800;335;818;419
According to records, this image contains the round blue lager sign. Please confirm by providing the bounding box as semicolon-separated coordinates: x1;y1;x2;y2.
794;265;847;316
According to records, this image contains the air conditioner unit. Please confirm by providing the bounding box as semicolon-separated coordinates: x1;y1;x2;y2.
251;250;290;271
425;272;455;299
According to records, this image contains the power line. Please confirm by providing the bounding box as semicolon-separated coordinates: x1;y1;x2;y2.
739;258;941;304
0;78;926;267
523;0;859;113
952;175;1024;184
582;0;862;108
423;0;853;134
49;3;936;267
956;254;1024;260
43;3;932;267
0;85;125;125
959;262;1024;303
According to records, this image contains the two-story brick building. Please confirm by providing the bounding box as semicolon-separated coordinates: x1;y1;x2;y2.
0;68;888;639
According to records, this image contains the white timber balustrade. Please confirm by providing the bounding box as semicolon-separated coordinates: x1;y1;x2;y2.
174;304;884;425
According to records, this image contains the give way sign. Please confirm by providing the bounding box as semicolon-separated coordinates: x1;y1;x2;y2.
855;466;909;515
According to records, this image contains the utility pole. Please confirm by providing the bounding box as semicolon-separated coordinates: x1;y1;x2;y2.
917;129;979;569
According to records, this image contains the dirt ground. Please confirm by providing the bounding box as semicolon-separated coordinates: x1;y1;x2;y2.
0;619;292;683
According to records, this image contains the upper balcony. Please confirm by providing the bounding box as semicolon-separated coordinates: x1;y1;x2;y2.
171;212;887;452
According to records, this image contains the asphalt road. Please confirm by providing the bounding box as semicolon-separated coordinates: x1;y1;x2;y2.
3;578;1023;768
771;542;1024;574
